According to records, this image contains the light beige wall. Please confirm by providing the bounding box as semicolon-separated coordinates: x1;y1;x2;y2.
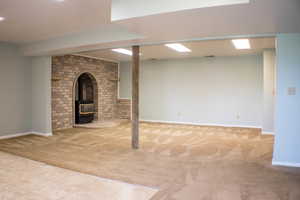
120;55;263;128
0;43;32;136
31;57;52;135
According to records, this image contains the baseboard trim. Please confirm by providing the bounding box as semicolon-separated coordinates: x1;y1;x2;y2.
262;131;275;135
140;119;261;129
0;131;53;140
0;132;32;140
272;160;300;168
32;132;53;137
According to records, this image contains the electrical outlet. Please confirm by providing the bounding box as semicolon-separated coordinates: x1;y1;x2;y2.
236;114;240;120
288;87;296;96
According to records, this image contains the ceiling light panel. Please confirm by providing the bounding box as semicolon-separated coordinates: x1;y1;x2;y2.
165;43;191;52
112;48;133;56
232;39;251;49
0;17;5;21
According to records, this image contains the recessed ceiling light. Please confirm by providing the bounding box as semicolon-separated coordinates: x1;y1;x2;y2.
0;17;5;21
232;39;251;49
165;43;191;52
112;48;133;56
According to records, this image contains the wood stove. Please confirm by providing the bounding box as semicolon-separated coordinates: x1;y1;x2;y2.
75;73;96;124
75;101;95;124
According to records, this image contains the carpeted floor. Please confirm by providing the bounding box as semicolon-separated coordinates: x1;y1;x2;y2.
0;122;300;199
0;151;158;200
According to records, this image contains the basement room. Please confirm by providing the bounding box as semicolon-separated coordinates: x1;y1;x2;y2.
1;0;300;199
1;36;300;199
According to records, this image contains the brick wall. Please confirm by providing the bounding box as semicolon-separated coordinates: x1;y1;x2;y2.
52;55;119;130
117;99;131;120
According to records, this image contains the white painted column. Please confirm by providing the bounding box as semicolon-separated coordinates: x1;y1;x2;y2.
262;50;276;134
273;34;300;167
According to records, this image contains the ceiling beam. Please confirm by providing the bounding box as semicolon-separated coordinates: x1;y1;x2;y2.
20;25;144;56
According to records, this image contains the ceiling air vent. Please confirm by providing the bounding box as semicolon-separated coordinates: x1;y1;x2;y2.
204;55;216;58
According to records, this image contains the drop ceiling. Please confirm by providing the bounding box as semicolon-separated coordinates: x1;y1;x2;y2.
78;37;275;62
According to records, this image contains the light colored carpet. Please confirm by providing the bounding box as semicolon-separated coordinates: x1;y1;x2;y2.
0;151;158;200
73;120;127;128
0;122;300;200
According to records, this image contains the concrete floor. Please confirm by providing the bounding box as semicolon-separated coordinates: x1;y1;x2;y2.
0;122;300;199
0;151;158;200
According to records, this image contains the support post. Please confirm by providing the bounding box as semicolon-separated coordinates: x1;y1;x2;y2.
132;46;140;149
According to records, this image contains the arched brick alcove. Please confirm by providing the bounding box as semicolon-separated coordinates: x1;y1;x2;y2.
72;72;99;125
51;55;119;130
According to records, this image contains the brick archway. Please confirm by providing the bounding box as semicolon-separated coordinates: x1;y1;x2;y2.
72;72;99;126
51;55;119;130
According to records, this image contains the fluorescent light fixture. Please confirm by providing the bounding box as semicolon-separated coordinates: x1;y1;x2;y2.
55;0;65;2
232;39;251;49
0;17;5;21
165;43;191;52
112;48;133;56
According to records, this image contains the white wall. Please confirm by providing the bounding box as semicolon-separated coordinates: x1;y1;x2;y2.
273;34;300;166
31;57;52;135
0;43;32;136
120;55;263;127
0;43;52;138
262;50;276;133
111;0;249;21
